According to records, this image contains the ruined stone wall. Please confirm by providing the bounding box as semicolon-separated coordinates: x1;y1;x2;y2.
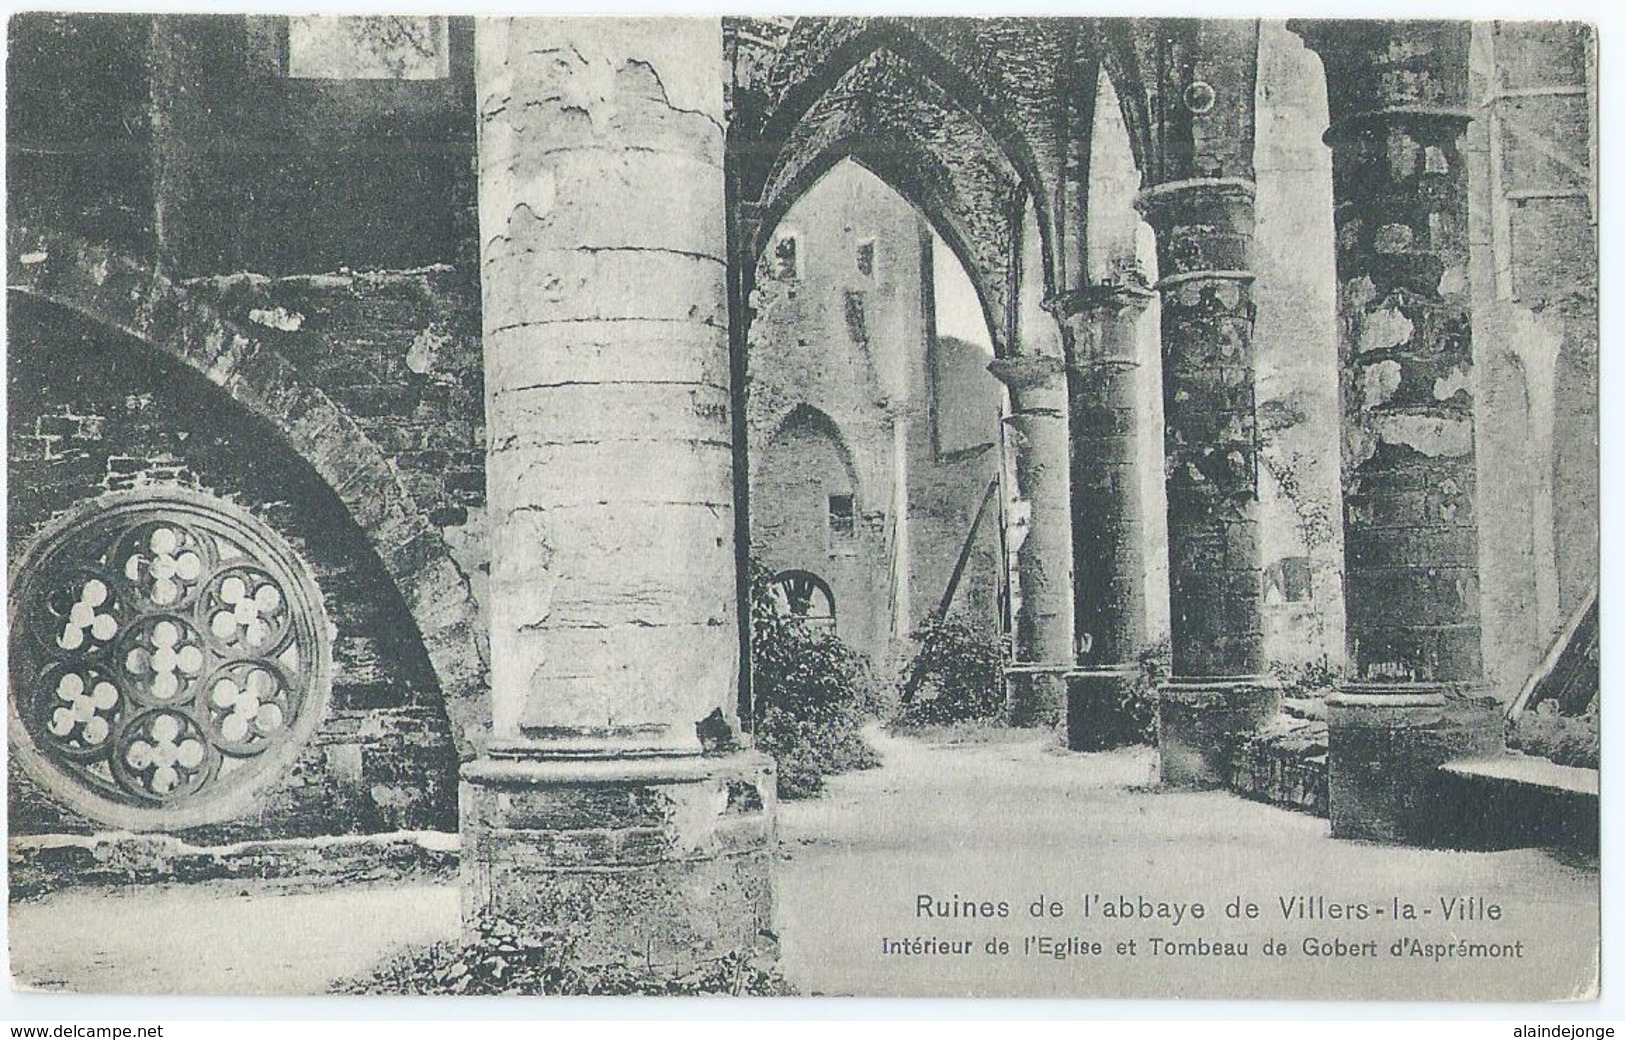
1250;21;1346;669
7;301;462;839
150;16;477;278
7;14;483;840
184;265;488;610
915;332;1004;629
755;408;889;659
7;16;158;257
747;160;1002;668
1466;22;1598;701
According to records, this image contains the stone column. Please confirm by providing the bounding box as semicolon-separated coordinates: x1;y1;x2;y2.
1047;281;1154;751
988;355;1074;727
1296;20;1501;843
462;17;774;963
889;412;912;650
1136;178;1277;786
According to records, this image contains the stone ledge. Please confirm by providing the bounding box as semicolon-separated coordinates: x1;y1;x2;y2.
9;829;459;902
1434;752;1598;854
1441;752;1599;797
1229;704;1329;817
464;748;772;786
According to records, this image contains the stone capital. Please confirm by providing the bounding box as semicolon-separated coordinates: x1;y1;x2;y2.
1156;269;1256;292
1047;281;1156;370
1134;176;1256;227
1135;178;1257;279
1291;19;1474;139
1044;281;1156;324
987;354;1068;391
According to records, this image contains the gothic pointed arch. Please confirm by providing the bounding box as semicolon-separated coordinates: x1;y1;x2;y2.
748;18;1051;218
757;403;862;497
749;47;1023;355
1092;19;1157;184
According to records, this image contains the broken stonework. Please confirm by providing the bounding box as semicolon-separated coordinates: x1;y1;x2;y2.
1229;698;1330;816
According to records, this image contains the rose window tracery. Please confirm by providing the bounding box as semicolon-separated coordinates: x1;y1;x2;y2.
120;523;210;607
45;572;122;654
9;489;332;828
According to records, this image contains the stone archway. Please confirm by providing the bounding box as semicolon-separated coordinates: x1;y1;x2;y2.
730;20;1085;727
8;229;489;759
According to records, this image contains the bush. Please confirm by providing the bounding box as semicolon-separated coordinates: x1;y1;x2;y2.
892;612;1006;727
1270;656;1342;699
1110;639;1169;747
1509;702;1600;770
748;565;880;799
334;918;794;996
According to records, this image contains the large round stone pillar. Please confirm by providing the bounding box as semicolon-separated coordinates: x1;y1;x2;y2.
462;17;773;964
1137;178;1277;786
1296;20;1501;843
989;356;1075;727
1048;283;1154;750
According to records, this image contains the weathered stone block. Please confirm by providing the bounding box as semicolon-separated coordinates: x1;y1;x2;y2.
459;750;775;968
1065;667;1140;751
1229;708;1330;816
1326;685;1503;844
1157;677;1280;789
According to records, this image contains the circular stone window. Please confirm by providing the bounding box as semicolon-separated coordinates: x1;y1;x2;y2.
9;488;332;830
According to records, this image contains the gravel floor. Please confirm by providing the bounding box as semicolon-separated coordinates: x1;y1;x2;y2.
8;728;1600;1000
772;728;1599;1000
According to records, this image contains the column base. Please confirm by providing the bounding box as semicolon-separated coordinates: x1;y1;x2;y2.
1065;665;1143;751
1326;682;1503;845
1006;664;1069;728
1157;676;1279;789
459;748;776;969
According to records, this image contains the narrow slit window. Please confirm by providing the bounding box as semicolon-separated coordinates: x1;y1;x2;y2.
827;493;856;544
856;238;876;278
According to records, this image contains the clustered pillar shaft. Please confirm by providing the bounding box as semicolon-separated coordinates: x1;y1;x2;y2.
1137;177;1277;786
462;17;773;961
1049;283;1153;750
1297;19;1501;842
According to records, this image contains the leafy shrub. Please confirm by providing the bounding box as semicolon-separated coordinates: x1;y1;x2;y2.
1509;702;1600;770
748;565;880;799
334;918;793;996
1113;639;1169;747
1270;656;1342;699
1071;639;1166;750
892;612;1006;727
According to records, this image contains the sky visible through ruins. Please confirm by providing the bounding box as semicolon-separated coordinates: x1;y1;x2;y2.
931;228;994;354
